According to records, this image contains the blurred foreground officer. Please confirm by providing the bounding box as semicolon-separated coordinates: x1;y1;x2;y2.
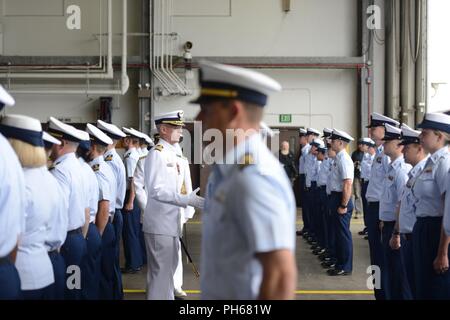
365;113;399;300
86;124;117;300
121;127;143;273
327;129;354;276
97;120;127;300
75;132;100;300
413;113;450;299
0;115;55;299
42;132;68;300
379;124;411;299
143;111;204;300
48;117;88;300
0;87;24;300
391;125;429;299
195;61;297;299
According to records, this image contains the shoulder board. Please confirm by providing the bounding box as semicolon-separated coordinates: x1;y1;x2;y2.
155;144;164;152
239;153;254;171
48;164;56;171
176;154;187;160
124;153;130;159
92;164;100;172
139;155;147;160
105;154;113;162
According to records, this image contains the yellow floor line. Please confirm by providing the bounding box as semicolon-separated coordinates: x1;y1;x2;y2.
124;289;373;295
188;221;366;226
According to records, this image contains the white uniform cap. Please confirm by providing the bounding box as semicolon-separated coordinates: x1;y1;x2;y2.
299;128;308;136
154;110;185;127
43;131;61;146
383;123;402;140
331;129;354;143
311;138;325;148
0;114;43;147
192;60;281;106
141;133;154;146
76;129;90;142
86;123;113;146
400;124;421;145
417;113;450;133
367;112;400;128
48;117;86;142
123;127;143;139
360;137;376;146
97;120;126;140
306;128;321;136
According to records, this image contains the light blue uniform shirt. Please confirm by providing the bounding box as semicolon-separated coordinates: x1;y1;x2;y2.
16;167;55;290
123;148;140;190
104;148;126;210
329;150;354;192
360;152;375;181
90;156;117;215
366;145;391;202
318;157;331;187
201;134;296;300
298;144;311;174
412;147;450;218
399;157;428;234
0;134;26;258
305;151;318;187
379;156;411;222
45;167;68;252
79;158;99;223
50;152;86;231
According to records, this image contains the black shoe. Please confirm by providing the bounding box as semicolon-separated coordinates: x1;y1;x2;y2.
310;245;320;250
296;230;303;236
321;261;335;269
364;235;369;240
327;269;351;276
318;253;330;261
358;230;366;236
313;248;326;255
121;267;141;274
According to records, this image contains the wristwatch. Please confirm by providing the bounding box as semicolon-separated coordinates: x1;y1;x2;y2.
339;204;348;209
392;230;401;236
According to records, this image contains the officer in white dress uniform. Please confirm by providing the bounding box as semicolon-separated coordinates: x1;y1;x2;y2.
0;115;55;299
0;87;25;300
390;125;429;299
121;127;143;273
97;120;127;300
48;117;88;300
378;124;412;299
75;130;101;300
365;113;399;300
143;110;204;300
194;60;297;300
42;132;68;300
86;124;117;300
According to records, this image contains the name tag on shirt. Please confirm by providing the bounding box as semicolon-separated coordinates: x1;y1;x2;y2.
376;157;382;163
424;167;433;173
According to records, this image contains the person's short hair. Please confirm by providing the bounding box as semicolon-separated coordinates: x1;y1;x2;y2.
8;138;47;168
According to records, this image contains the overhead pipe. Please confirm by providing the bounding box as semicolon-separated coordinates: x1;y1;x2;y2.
1;0;114;79
9;0;129;95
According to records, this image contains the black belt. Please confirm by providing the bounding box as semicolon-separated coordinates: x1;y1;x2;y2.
0;257;11;266
67;227;82;236
48;250;59;257
382;221;396;226
331;191;343;195
402;233;412;241
319;186;326;191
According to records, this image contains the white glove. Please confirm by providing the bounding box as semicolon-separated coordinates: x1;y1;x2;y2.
187;187;205;210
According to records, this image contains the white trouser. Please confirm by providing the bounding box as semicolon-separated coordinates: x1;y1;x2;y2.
174;243;183;291
144;233;179;300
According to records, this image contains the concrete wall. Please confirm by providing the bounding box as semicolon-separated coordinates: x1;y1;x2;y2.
0;0;365;140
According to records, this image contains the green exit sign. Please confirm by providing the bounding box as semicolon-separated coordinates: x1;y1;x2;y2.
279;114;292;123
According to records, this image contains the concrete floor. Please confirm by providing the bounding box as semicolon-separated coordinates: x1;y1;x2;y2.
122;210;375;300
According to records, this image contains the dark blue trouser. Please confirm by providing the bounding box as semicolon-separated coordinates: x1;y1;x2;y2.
326;194;336;260
366;201;385;300
100;222;116;300
308;182;319;240
330;192;353;272
401;234;416;299
361;181;369;228
81;223;102;300
381;221;413;300
318;187;329;249
61;231;87;300
412;217;450;300
298;174;309;232
122;195;143;270
112;209;124;300
48;251;66;300
21;284;53;300
0;259;21;300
